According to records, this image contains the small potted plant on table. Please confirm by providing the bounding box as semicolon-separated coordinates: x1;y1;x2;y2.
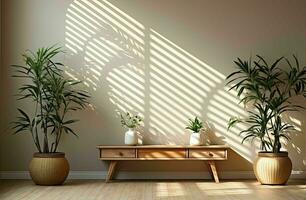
12;46;90;185
227;55;306;185
186;117;204;146
120;112;142;145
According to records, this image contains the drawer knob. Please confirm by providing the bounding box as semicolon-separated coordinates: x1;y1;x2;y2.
208;152;214;157
119;152;124;156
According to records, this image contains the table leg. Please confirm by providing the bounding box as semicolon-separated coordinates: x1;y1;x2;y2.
106;161;117;183
208;161;219;183
206;162;213;179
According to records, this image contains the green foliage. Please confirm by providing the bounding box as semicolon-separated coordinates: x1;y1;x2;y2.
12;46;90;153
186;117;203;133
226;55;306;153
120;112;142;129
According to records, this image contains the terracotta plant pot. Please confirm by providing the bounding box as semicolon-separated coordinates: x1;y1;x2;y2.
254;152;292;185
29;152;70;185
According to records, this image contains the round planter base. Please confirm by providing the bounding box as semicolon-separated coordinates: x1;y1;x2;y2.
254;152;292;185
29;152;70;186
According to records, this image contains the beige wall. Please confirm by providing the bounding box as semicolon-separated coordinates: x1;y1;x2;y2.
1;0;306;173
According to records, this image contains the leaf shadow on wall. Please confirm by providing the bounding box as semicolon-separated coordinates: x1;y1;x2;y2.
283;97;306;171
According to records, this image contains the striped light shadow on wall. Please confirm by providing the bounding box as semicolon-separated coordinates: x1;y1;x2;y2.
64;0;258;161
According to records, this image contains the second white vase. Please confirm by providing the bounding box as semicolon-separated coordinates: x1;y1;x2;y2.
189;132;203;146
124;129;137;145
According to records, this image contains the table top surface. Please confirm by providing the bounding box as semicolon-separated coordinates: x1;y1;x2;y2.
97;144;229;149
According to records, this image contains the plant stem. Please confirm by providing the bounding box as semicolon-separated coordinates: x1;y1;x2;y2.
39;85;49;153
53;128;62;153
34;102;42;153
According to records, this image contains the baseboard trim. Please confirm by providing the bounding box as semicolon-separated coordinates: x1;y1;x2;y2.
0;171;31;180
0;170;305;180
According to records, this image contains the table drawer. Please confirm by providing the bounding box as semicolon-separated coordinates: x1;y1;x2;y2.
138;149;186;158
189;149;226;159
101;149;136;158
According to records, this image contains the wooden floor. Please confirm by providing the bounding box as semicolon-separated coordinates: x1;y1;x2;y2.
0;180;306;200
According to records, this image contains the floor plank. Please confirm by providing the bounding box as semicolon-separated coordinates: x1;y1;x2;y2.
0;180;305;200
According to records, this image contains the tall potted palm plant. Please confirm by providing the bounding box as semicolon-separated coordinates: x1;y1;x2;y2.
12;46;90;185
227;55;306;185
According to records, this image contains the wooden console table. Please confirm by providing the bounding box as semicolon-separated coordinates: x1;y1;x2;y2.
97;145;229;183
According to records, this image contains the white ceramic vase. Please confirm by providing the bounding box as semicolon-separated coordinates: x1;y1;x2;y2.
124;129;137;145
189;132;203;146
